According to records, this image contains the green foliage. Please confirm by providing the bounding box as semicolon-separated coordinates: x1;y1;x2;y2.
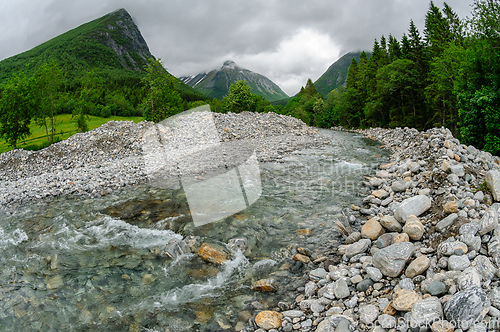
221;80;256;113
32;62;63;143
141;58;183;123
0;72;34;149
314;0;500;156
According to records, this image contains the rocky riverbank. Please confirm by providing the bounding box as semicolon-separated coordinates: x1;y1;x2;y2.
0;111;322;208
242;126;500;332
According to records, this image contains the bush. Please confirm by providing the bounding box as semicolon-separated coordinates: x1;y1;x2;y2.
100;106;111;118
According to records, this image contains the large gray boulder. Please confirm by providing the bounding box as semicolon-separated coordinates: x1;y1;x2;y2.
372;242;415;277
486;170;500;201
394;195;432;222
478;207;498;236
444;286;490;330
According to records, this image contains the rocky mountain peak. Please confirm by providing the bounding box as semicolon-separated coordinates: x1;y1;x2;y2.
222;60;238;70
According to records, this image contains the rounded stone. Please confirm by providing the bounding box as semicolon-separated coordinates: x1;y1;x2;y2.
361;218;385;240
255;311;283;330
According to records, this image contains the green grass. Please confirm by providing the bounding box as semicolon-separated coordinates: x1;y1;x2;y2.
0;114;143;154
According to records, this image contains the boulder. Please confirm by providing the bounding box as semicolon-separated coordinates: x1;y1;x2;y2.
394;195;432;222
393;233;410;243
478;208;498;236
403;215;425;241
252;278;278;292
406;255;431;278
340;239;371;259
392;289;422;312
437;241;468;256
436;213;458;232
458;267;482;291
373;242;415;277
198;243;231;264
359;304;379;325
472;255;496;280
448;255;471;271
444;201;459;214
164;238;191;259
361;218;385;240
444;286;490;331
410;297;444;328
379;215;402;232
255;311;283;330
486;170;500;201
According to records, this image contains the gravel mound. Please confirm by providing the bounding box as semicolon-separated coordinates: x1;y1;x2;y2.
0;112;322;208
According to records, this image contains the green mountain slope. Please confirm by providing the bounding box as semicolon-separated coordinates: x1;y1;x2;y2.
0;8;206;101
0;9;152;83
314;51;370;97
179;61;289;101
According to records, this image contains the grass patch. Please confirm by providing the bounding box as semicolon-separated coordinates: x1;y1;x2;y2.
0;114;143;154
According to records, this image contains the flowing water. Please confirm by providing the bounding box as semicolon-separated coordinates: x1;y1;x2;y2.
0;129;388;331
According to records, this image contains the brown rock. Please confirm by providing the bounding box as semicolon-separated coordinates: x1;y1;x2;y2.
444;201;459;214
393;233;410;243
293;254;311;263
403;215;425;241
405;255;431;278
372;189;388;199
391;289;422;312
251;278;278;292
380;163;394;170
454;154;461;162
142;274;156;285
255;311;283;330
383;302;397;315
361;218;385;240
296;229;312;235
198;243;230;264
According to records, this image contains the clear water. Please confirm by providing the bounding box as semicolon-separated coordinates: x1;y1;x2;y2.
0;129;388;331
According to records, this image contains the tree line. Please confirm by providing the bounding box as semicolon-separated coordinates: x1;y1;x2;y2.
0;58;210;149
278;0;500;156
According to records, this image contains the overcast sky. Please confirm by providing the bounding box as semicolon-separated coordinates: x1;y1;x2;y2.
0;0;474;95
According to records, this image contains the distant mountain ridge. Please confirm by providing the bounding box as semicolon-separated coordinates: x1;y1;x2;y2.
180;60;289;101
314;51;371;97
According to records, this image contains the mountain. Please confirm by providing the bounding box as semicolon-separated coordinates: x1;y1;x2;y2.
0;8;207;101
314;51;370;97
179;60;289;101
0;9;154;83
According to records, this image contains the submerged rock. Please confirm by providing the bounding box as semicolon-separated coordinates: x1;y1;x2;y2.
198;243;231;264
252;278;278;292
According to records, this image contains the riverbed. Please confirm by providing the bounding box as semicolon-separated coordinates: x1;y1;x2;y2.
0;129;388;331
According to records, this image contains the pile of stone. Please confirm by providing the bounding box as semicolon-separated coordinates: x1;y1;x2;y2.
0;112;323;208
243;127;500;332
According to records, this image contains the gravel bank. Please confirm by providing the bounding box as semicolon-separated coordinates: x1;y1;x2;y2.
0;111;323;208
241;127;500;332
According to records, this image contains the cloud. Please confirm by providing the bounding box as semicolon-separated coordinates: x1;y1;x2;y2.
0;0;475;95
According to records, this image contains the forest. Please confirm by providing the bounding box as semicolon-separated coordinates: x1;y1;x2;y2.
278;0;500;156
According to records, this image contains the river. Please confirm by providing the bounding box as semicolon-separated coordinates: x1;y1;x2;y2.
0;129;388;331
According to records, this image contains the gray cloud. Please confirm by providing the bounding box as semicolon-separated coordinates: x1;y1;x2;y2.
0;0;473;95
